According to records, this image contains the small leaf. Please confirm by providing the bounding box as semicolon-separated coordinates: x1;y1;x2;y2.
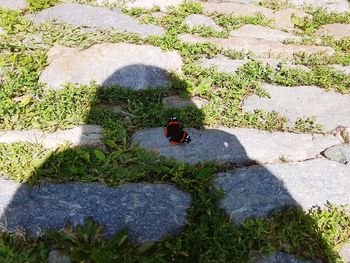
20;95;32;107
94;149;105;161
138;242;155;253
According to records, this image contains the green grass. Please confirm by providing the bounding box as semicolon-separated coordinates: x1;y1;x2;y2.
1;2;350;262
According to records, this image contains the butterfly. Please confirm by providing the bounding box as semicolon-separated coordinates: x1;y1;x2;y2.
163;115;191;144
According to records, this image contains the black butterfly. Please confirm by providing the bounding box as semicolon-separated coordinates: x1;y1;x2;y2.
163;115;191;144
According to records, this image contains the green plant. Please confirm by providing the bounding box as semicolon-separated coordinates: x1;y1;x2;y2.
26;0;59;12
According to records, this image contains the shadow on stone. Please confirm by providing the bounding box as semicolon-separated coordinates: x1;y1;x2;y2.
0;64;342;262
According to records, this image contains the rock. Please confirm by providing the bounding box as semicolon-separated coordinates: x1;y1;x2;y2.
0;125;103;149
243;84;350;131
230;24;299;42
251;251;321;263
28;3;164;38
285;0;350;13
184;14;223;32
332;64;350;75
323;145;350;164
273;8;310;30
196;55;249;73
0;178;191;244
339;242;350;263
132;127;339;165
162;95;208;109
202;2;274;18
0;0;28;10
151;11;167;19
0;27;4;34
214;159;350;225
123;0;183;12
197;56;311;73
316;23;350;41
48;250;71;263
39;43;183;90
178;34;335;59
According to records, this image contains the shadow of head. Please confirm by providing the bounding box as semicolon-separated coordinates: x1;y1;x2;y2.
0;64;342;261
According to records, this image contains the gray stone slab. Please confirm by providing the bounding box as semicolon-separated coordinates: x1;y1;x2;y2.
196;56;310;73
121;0;183;11
214;159;350;225
339;242;350;263
178;34;335;59
272;8;310;30
0;0;28;10
332;64;350;75
27;3;164;37
230;24;300;42
0;178;191;244
323;144;350;164
132;127;339;165
0;125;103;149
39;43;183;90
316;23;350;41
162;95;208;109
243;84;350;131
252;252;321;263
202;2;274;18
48;250;71;263
286;0;350;13
184;14;223;32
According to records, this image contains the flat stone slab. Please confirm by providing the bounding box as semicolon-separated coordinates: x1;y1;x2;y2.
184;14;223;32
0;0;27;10
132;127;339;165
251;252;321;263
332;64;350;75
0;125;103;149
214;159;350;225
286;0;350;13
123;0;183;12
323;144;350;164
27;3;164;37
178;34;334;59
203;2;274;18
243;84;350;131
230;24;299;42
316;23;350;41
196;55;310;73
0;178;191;244
339;243;350;263
272;8;310;30
40;43;183;90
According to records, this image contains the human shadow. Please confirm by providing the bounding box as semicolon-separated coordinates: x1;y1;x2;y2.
0;63;343;262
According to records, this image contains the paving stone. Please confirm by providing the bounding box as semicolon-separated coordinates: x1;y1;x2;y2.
316;23;350;40
162;95;209;109
214;159;350;225
123;0;183;11
151;11;167;19
196;55;249;73
132;127;339;165
0;0;28;10
230;24;300;42
184;14;223;32
243;84;350;131
178;34;335;59
202;2;274;18
27;3;164;38
196;55;310;73
39;43;183;90
286;0;350;13
0;125;103;149
339;242;350;263
273;8;310;30
0;178;191;243
332;64;350;75
251;251;322;263
323;144;350;164
48;250;71;263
